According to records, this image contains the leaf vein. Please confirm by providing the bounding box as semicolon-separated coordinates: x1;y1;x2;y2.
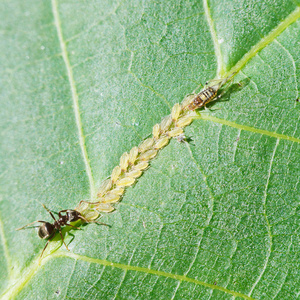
61;252;257;300
0;211;11;279
248;138;279;296
231;6;300;76
203;0;224;76
198;115;300;143
51;0;96;198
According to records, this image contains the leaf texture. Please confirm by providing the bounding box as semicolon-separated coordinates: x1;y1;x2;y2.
0;0;299;299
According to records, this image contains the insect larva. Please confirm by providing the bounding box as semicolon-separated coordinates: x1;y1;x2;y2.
128;146;139;165
176;116;193;128
120;152;129;171
111;165;121;183
126;169;142;178
102;193;120;204
166;127;184;137
152;124;161;139
138;149;158;161
76;200;90;212
171;103;181;121
187;72;236;111
110;187;125;195
94;203;115;213
139;138;154;152
134;161;149;170
116;177;135;187
97;179;112;197
82;209;100;221
154;136;169;150
160;115;172;132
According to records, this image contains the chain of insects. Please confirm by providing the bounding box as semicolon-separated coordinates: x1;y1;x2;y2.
17;72;236;259
76;72;236;220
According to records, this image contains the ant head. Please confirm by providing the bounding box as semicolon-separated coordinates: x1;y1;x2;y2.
38;222;55;240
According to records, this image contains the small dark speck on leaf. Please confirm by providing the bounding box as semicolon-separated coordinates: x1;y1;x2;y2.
296;98;299;102
55;290;60;295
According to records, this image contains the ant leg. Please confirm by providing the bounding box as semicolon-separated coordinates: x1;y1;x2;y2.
38;233;56;263
57;209;68;219
58;229;69;251
39;238;50;260
65;223;81;230
16;220;47;231
42;204;57;222
39;241;49;264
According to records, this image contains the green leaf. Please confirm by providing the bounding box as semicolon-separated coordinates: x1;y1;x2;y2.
1;0;299;299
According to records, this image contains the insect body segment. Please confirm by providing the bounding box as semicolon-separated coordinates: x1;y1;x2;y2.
16;204;107;260
186;72;236;111
187;86;217;110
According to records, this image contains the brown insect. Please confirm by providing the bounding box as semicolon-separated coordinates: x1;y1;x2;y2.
187;72;236;111
16;204;108;259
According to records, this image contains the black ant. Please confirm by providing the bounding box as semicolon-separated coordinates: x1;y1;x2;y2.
16;204;108;259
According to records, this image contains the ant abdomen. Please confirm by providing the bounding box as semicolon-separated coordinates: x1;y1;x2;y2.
38;223;55;240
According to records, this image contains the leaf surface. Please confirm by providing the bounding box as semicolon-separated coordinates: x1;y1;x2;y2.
0;0;299;299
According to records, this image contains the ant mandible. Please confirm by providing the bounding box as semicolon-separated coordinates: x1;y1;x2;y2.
16;204;108;259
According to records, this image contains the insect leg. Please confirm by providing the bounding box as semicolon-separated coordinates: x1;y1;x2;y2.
78;200;101;206
65;223;81;230
57;209;69;219
16;220;47;231
38;233;55;263
42;204;57;222
58;228;69;251
78;215;110;227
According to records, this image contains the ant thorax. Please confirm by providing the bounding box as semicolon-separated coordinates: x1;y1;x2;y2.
65;210;81;222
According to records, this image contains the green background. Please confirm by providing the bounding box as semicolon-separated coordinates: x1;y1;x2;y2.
0;0;299;299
